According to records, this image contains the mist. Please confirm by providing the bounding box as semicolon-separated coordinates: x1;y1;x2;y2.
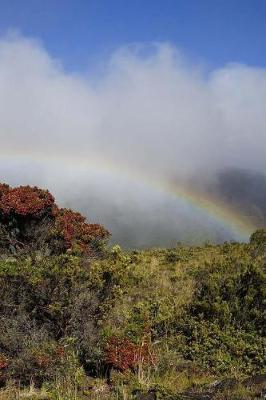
1;32;266;247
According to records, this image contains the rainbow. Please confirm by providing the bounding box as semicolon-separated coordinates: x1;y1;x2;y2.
0;148;257;241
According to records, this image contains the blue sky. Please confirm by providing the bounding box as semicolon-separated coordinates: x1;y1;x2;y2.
0;0;265;71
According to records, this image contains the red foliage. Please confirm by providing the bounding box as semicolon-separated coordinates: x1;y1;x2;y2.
35;354;53;368
0;183;10;199
0;354;8;370
32;345;66;369
0;182;110;255
0;354;8;384
55;208;110;252
0;185;54;217
55;345;65;360
105;336;157;371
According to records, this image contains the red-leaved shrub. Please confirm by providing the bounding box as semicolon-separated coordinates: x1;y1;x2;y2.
0;185;54;217
0;183;110;256
105;335;156;371
54;208;109;253
0;354;8;370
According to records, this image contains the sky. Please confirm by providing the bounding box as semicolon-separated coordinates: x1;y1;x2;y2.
0;0;266;71
0;1;266;247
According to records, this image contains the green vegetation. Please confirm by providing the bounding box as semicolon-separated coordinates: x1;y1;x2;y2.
0;184;265;399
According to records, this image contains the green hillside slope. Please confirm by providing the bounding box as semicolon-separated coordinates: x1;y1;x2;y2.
0;184;265;399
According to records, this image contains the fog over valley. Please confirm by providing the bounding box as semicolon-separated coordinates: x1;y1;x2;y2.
1;33;266;247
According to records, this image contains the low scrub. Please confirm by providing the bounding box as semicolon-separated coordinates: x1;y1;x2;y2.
0;183;265;399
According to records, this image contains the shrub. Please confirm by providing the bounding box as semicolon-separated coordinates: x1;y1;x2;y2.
250;229;266;246
0;185;55;217
105;335;157;372
0;183;110;256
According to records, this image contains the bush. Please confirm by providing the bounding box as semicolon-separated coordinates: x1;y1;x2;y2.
250;229;266;246
0;183;110;256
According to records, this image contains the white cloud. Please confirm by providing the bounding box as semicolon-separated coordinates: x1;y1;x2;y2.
0;33;266;246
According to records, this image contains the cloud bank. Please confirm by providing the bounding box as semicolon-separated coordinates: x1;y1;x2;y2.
1;33;266;247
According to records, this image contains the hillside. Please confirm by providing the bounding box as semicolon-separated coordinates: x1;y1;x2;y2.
0;185;265;400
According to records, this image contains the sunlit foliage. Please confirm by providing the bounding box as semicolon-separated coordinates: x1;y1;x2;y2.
0;182;265;399
0;183;110;256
